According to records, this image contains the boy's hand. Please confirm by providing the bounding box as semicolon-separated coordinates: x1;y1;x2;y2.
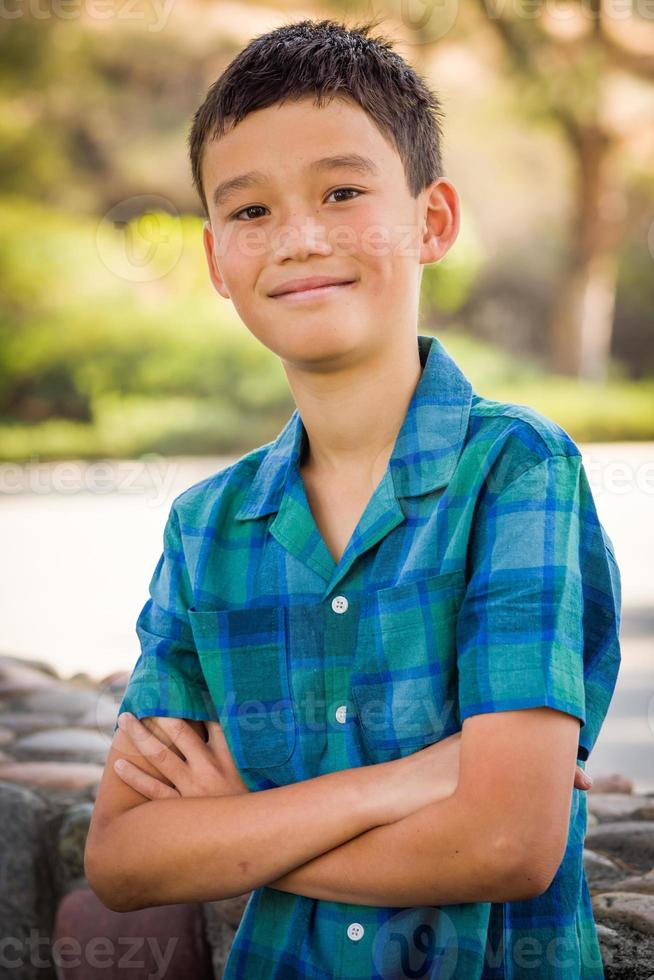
113;712;250;800
574;765;593;790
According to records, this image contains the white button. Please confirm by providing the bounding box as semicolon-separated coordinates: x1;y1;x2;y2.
331;595;349;614
335;704;347;724
346;922;365;942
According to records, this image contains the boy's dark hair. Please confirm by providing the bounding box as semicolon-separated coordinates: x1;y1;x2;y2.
188;17;445;218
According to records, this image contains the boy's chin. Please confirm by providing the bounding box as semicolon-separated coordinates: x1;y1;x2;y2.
260;323;373;363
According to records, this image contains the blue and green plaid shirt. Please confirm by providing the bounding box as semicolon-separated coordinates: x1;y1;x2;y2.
116;332;621;979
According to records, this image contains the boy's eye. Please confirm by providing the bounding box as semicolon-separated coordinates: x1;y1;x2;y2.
230;187;362;222
326;187;362;204
231;204;268;222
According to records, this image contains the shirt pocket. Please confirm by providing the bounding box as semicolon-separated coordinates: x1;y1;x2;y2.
188;605;297;772
350;569;465;763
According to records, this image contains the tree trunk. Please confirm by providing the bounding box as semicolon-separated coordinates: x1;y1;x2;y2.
548;127;627;380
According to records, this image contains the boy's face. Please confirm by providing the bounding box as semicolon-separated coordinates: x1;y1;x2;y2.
201;94;458;367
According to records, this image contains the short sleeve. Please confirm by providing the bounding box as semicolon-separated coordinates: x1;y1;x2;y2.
113;504;219;732
455;452;621;762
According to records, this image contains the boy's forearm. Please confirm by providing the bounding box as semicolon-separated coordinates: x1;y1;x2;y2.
266;787;526;907
90;763;387;911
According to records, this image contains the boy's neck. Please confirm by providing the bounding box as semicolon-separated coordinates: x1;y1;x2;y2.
290;331;424;486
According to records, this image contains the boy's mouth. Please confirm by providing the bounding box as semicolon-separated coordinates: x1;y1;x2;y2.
269;281;357;302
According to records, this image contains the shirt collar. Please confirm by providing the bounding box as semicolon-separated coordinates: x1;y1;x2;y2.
235;333;473;521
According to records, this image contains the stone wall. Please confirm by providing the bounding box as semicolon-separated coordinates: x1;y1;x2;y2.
1;654;652;979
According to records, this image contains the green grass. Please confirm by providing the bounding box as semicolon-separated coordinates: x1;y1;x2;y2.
1;331;651;463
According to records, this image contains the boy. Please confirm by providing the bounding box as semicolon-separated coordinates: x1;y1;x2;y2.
85;18;621;979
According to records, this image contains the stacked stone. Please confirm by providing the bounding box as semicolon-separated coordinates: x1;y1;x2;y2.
585;782;654;978
0;654;237;979
1;653;653;978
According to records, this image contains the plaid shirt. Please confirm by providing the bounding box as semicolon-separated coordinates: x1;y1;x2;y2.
116;332;621;979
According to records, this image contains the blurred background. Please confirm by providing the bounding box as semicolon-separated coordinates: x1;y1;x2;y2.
1;0;653;791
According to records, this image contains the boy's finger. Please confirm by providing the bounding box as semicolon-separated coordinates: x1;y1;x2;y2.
113;757;180;800
574;766;593;788
206;720;226;741
117;712;187;782
156;716;213;761
206;721;235;756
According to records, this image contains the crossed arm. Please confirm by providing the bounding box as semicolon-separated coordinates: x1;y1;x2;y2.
85;706;586;912
267;707;584;906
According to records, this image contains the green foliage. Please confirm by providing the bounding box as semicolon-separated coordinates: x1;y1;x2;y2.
0;196;290;430
0;197;652;463
441;328;654;443
419;208;484;316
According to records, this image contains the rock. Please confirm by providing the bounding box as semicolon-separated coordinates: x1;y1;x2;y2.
0;659;60;697
0;781;57;979
53;888;215;979
77;697;119;733
55;803;94;897
595;922;621;948
589;773;635;795
593;892;654;936
210;894;250;931
0;652;59;679
583;848;625;887
0;725;14;746
598;923;654;979
100;670;130;691
0;761;104;791
587;793;654;823
202;901;240;978
585;821;654;874
599;868;654;896
3;695;119;736
11;728;111;765
17;688;111;720
69;672;95;685
0;711;70;734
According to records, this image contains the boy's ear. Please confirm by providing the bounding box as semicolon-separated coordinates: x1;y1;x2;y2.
203;219;231;300
419;178;460;267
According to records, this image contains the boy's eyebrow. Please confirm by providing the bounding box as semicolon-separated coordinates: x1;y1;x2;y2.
211;153;380;209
